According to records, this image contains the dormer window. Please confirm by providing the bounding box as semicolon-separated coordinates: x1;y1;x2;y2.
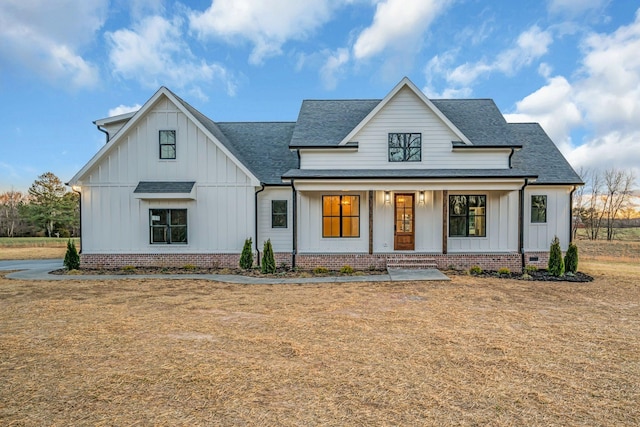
159;130;176;159
389;133;421;162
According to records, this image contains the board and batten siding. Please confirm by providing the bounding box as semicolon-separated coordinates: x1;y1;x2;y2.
372;190;442;252
79;95;255;253
297;191;369;253
300;86;510;170
446;190;519;253
257;187;293;252
523;186;572;251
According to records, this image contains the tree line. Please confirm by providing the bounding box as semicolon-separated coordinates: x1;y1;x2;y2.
573;167;637;241
0;172;79;238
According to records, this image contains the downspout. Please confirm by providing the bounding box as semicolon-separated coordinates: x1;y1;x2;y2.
255;184;265;266
508;148;515;168
569;185;577;243
70;186;82;254
291;179;297;269
96;124;109;143
519;178;529;271
291;149;301;269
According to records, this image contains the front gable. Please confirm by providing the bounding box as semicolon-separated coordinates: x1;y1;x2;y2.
69;88;260;187
339;77;471;147
298;79;511;171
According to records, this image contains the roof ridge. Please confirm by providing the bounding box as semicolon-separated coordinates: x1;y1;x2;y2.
217;121;296;124
301;98;382;102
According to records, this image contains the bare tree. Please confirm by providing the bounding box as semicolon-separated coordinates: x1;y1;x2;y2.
572;167;587;240
581;169;607;240
603;168;635;240
0;190;25;237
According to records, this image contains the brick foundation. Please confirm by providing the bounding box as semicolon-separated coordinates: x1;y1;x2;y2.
523;251;550;269
81;251;533;273
295;252;523;273
80;252;294;269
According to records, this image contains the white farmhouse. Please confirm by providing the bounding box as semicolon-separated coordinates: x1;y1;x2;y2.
68;78;582;272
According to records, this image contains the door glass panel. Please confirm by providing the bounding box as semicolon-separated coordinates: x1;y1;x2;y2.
395;195;413;233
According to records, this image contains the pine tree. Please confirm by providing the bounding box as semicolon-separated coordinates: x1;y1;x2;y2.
63;239;80;270
564;242;579;274
239;238;253;269
548;236;565;277
261;239;276;274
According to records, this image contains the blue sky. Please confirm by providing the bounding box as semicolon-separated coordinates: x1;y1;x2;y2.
1;0;639;193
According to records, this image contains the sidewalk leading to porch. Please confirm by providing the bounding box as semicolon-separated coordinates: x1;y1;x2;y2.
387;268;450;281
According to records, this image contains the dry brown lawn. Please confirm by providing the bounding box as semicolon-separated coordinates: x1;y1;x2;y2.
1;251;639;426
0;246;67;260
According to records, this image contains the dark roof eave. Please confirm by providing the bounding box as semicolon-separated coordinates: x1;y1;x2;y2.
289;143;359;149
282;173;539;180
452;144;523;150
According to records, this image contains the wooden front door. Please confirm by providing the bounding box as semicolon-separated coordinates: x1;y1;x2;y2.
394;193;415;250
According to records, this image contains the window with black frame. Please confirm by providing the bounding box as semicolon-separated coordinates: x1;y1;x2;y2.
322;195;360;237
388;133;421;162
531;195;547;223
159;130;176;159
150;209;187;244
449;195;486;237
272;200;287;228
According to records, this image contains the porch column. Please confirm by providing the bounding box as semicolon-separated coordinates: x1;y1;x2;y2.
442;190;448;254
368;190;374;254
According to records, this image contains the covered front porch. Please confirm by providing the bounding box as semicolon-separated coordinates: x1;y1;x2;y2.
289;176;530;272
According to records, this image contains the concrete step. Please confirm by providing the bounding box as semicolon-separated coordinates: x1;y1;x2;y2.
386;257;438;270
387;264;438;270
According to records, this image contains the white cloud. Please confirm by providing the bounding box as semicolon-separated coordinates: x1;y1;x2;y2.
548;0;608;16
353;0;451;60
447;26;553;86
507;10;640;178
504;75;581;153
568;131;640;175
106;16;237;97
189;0;340;65
108;104;142;117
319;48;350;90
0;0;106;87
574;13;640;134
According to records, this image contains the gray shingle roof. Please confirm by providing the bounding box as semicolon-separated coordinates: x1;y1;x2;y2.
216;122;298;185
509;123;583;185
289;100;380;147
169;89;298;185
162;87;581;186
134;181;195;193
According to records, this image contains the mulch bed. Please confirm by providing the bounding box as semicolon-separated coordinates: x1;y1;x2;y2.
458;270;594;282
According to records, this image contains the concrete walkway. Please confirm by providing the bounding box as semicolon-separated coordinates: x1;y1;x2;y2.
1;259;449;283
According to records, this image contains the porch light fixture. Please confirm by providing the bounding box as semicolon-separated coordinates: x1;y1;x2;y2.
418;191;425;205
384;191;391;204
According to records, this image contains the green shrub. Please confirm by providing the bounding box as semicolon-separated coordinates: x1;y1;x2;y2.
548;236;565;277
564;242;579;274
183;264;197;271
313;266;329;275
497;267;510;275
63;239;80;270
121;265;136;273
524;265;538;274
239;238;253;270
261;239;276;274
340;265;354;275
469;265;483;275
